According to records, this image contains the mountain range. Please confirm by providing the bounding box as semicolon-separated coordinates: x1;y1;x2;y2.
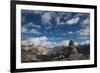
21;44;90;63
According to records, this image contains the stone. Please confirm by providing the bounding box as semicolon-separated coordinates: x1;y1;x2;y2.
67;40;79;60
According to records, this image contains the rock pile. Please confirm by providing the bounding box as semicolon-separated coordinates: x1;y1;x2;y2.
67;40;79;60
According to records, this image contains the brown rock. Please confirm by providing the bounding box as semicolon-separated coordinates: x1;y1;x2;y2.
67;40;79;60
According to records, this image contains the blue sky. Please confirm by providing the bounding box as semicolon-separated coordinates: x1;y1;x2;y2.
21;10;90;47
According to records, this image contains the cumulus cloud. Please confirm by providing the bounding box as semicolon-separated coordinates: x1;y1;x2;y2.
30;36;61;48
22;36;62;48
29;36;48;46
28;29;41;34
62;33;67;36
22;36;59;48
47;12;56;18
56;16;67;25
26;22;41;28
21;26;27;33
41;12;54;29
41;12;52;25
61;40;69;46
60;40;79;46
82;18;90;25
81;18;90;27
80;40;90;45
30;36;48;42
22;35;84;48
56;16;61;25
76;26;90;37
75;18;90;40
55;13;89;26
22;37;89;48
49;37;62;41
21;40;32;46
68;31;73;34
41;41;59;48
79;36;89;40
66;17;80;25
21;22;42;35
56;13;78;25
21;26;41;35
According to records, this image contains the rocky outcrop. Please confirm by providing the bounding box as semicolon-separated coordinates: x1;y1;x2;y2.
67;40;79;59
66;40;89;60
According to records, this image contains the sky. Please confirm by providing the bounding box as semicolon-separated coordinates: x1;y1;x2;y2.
21;10;90;48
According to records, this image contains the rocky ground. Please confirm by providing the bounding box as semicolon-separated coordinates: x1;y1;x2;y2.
21;45;90;63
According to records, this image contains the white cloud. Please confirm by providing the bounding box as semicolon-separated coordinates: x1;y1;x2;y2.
81;18;90;27
56;13;73;25
56;16;65;25
44;25;53;29
47;12;56;18
21;26;41;35
28;29;41;34
76;26;90;37
22;22;42;34
26;22;41;28
22;36;80;48
66;17;80;25
41;12;54;29
22;36;60;48
41;41;59;48
26;22;33;27
22;36;58;48
41;12;52;25
32;24;41;28
61;40;78;46
62;33;67;36
68;31;73;34
21;26;27;33
79;36;89;39
80;40;90;45
74;42;79;46
61;40;69;46
56;16;61;25
82;18;90;25
21;40;32;46
49;37;62;41
28;36;48;46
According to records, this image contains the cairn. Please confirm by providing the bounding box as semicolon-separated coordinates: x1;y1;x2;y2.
67;40;79;60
